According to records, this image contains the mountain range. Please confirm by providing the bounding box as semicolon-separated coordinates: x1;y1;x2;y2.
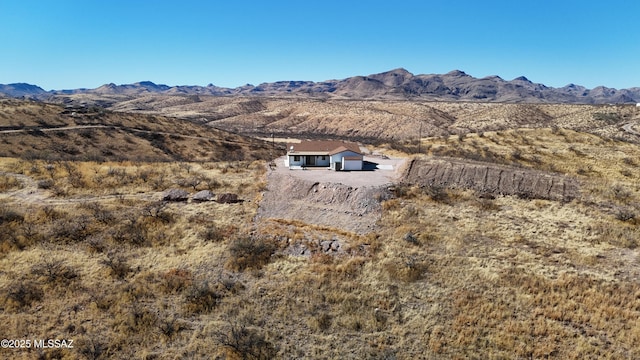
2;68;639;104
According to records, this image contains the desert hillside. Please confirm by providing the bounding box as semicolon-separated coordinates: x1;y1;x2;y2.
0;98;278;162
0;98;639;358
39;94;638;143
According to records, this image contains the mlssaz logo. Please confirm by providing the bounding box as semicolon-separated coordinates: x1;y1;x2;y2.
34;339;74;348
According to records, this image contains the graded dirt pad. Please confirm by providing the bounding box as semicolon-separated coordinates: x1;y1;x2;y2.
257;172;393;234
404;157;580;201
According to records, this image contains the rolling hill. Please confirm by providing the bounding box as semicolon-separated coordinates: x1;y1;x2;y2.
0;98;277;162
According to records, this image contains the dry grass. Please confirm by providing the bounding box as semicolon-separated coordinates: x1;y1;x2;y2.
0;157;270;358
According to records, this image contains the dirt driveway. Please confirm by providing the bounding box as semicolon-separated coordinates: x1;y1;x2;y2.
271;155;407;187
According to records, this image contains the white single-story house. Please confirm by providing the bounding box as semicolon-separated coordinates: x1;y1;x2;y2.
284;140;363;170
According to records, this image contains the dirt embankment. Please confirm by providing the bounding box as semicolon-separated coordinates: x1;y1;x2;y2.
404;158;579;202
256;172;392;234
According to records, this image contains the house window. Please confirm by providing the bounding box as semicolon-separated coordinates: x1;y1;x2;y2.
294;155;300;161
321;156;326;160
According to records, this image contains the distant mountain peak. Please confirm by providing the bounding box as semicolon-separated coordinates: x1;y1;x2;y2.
513;76;531;82
0;83;47;97
446;70;469;77
386;68;413;75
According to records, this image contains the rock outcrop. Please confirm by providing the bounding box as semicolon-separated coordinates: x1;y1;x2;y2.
192;190;214;202
162;188;189;202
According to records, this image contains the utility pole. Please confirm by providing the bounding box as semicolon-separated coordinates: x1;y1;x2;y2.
270;133;274;159
418;121;422;154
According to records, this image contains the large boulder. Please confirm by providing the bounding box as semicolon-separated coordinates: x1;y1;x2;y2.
192;190;215;202
217;193;239;204
162;188;189;202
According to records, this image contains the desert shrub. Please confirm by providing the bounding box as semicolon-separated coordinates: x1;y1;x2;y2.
384;254;427;282
141;202;174;224
0;205;24;224
184;280;223;314
200;225;226;242
77;336;107;360
511;149;523;160
474;197;500;211
101;251;132;279
157;316;187;340
595;223;640;249
309;313;332;332
3;280;43;310
31;257;79;286
0;175;22;191
67;171;85;188
49;215;94;243
37;205;61;220
620;169;633;177
150;172;167;190
217;322;278;360
37;179;54;189
424;184;450;203
112;302;159;338
161;268;193;294
388;184;413;198
615;208;636;223
83;202;117;224
226;236;276;271
86;234;109;253
111;219;148;246
610;184;632;202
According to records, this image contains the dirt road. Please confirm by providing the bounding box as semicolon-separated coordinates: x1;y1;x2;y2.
0;171;162;205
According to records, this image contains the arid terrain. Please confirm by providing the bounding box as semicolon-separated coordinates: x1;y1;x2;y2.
0;98;640;359
48;94;640;144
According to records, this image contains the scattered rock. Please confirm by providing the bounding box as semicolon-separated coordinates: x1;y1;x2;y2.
320;239;342;253
403;232;419;245
330;241;341;251
320;240;332;252
217;193;239;204
283;243;310;257
162;188;189;202
192;190;215;202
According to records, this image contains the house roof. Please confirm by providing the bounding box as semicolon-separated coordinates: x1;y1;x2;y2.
287;140;361;155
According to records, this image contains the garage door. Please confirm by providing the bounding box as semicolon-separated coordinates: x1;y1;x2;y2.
342;159;362;171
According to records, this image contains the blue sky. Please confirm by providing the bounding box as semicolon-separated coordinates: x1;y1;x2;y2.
1;0;638;90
